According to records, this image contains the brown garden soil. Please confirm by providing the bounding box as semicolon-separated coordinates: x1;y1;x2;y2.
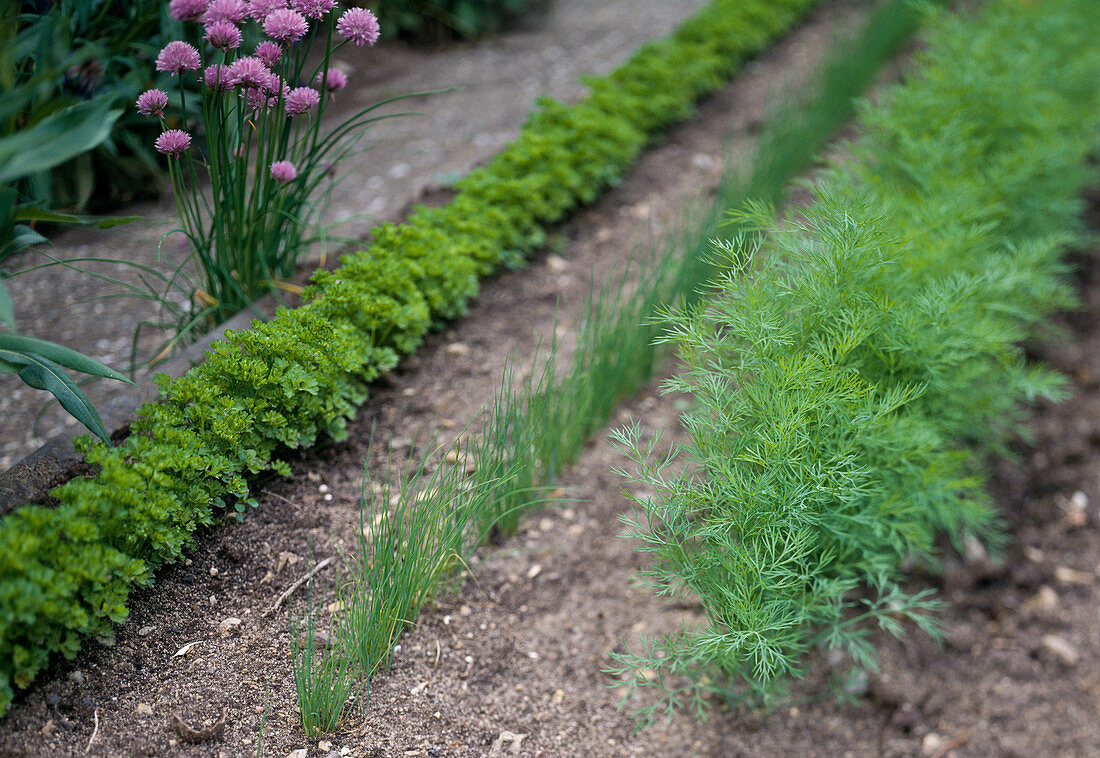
4;1;1100;756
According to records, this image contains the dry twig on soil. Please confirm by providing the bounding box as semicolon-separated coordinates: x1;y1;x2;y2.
262;556;334;617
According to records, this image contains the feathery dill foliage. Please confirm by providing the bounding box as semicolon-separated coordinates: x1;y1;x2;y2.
610;0;1100;720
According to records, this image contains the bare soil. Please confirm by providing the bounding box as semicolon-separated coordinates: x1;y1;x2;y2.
4;2;1100;757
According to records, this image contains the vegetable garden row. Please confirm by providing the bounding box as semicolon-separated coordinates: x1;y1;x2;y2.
2;0;1099;748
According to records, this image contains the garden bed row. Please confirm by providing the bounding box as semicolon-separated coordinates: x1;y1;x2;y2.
610;0;1100;715
0;0;826;715
6;0;1099;749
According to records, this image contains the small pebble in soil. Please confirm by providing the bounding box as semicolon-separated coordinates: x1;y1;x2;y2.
276;551;300;573
921;734;945;756
1064;490;1090;527
1041;634;1080;666
135;703;153;716
963;536;989;566
137;626;155;637
1021;585;1060;618
545;254;568;273
1054;565;1093;585
691;153;719;171
219;617;242;637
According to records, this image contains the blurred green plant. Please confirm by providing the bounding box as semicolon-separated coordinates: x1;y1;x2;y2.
0;329;133;444
0;3;139;443
4;1;193;213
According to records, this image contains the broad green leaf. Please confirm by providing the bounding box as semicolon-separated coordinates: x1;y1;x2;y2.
0;97;122;184
0;279;12;328
14;207;140;229
0;348;111;442
0;186;14;222
0;333;132;382
9;224;48;251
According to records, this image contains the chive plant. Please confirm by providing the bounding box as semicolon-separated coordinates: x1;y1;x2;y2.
338;437;481;678
290;560;360;736
137;2;408;328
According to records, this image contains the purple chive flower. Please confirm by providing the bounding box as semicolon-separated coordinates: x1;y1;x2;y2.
226;56;270;88
263;8;308;43
243;86;272;112
290;0;334;19
247;0;287;21
240;74;284;112
336;8;380;46
204;19;242;50
270;160;298;183
155;41;202;75
136;89;169;118
155;129;192;157
267;73;289;98
255;40;282;67
317;67;347;92
285;86;320;116
203;0;248;23
169;0;210;21
204;64;231;91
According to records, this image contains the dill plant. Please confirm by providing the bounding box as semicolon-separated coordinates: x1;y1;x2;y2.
610;0;1100;721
